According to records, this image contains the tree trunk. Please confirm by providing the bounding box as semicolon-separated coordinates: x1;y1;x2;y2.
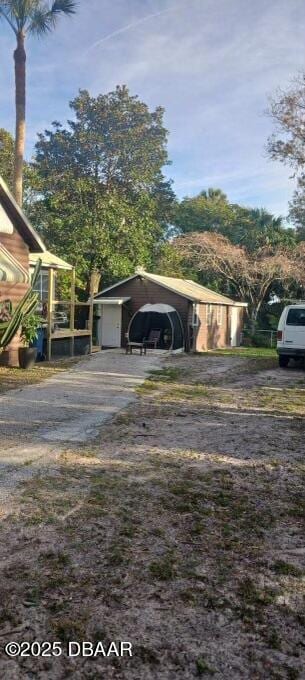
13;32;26;207
247;307;259;335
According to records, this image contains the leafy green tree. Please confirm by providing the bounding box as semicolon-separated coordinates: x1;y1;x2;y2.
28;87;175;290
0;128;14;189
174;188;236;235
174;188;295;252
0;0;76;206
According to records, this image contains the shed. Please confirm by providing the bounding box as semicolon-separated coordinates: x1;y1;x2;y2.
94;268;247;352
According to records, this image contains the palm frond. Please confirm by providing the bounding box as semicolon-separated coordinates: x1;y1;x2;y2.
0;0;76;34
0;5;17;33
0;1;41;31
50;0;76;16
29;0;76;34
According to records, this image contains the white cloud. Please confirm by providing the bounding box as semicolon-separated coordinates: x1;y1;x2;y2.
0;0;304;216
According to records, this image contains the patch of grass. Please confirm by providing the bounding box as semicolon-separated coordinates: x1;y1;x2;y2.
237;577;276;608
38;550;71;568
135;644;160;665
160;384;209;402
286;667;300;680
265;628;282;650
52;616;88;643
137;367;184;395
23;584;41;607
259;386;305;409
149;367;183;382
271;560;303;578
0;358;81;394
196;656;215;676
207;347;277;358
137;379;160;394
149;551;177;580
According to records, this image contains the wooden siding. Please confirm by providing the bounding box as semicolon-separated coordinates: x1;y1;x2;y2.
0;230;29;366
194;303;229;351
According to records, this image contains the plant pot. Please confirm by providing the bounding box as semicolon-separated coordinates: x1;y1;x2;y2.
18;347;37;370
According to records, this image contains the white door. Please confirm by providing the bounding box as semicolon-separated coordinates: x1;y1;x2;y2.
230;307;239;347
100;305;122;347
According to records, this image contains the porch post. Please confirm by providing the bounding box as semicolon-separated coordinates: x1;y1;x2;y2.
47;267;54;361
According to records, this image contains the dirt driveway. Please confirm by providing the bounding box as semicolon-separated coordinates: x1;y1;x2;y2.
0;349;162;507
0;351;304;679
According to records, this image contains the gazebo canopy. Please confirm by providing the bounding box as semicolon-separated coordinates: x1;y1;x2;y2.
128;303;184;352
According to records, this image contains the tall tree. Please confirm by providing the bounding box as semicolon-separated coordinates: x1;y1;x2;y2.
267;75;305;235
28;87;175;290
0;128;14;188
174;232;305;331
0;0;76;206
174;188;295;251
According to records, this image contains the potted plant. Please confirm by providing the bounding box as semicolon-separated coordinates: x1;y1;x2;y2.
19;313;43;369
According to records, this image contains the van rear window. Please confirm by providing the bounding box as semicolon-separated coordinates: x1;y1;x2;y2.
286;309;305;326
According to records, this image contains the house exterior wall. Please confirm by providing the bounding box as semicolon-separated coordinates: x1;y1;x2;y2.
0;230;29;366
100;276;192;349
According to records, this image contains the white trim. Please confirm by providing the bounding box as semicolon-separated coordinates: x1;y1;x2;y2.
93;297;130;306
191;303;199;327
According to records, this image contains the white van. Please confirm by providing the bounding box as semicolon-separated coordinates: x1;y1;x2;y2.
277;305;305;367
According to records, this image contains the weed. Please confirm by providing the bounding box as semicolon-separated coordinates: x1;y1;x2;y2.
38;550;71;567
238;577;276;607
271;560;303;578
149;367;182;382
196;656;215;675
52;616;88;643
149;551;176;580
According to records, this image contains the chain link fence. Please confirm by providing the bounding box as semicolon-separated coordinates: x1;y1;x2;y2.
242;329;277;348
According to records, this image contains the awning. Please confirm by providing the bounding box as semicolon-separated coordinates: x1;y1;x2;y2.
93;297;130;305
29;250;73;271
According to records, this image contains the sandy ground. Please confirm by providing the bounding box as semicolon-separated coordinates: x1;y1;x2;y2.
0;351;304;679
0;349;162;507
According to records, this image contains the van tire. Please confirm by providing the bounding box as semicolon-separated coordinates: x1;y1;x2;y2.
279;355;289;368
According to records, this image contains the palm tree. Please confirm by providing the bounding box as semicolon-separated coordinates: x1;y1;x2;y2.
0;1;76;206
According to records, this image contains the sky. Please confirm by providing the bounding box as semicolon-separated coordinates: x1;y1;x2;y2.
1;0;305;218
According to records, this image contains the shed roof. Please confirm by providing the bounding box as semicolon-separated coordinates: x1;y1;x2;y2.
30;250;73;271
0;176;45;252
96;269;247;306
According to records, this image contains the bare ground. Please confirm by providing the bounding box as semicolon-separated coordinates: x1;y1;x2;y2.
0;351;305;679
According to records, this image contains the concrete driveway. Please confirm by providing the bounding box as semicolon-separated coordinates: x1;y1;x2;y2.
0;349;162;505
